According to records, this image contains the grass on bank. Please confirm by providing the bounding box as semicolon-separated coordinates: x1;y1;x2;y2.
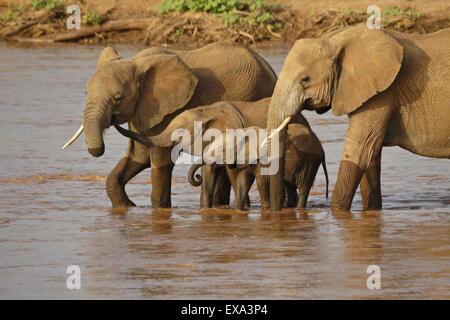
31;0;66;11
155;0;284;31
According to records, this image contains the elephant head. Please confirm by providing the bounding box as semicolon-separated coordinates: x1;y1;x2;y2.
114;102;247;159
62;47;198;157
267;25;403;211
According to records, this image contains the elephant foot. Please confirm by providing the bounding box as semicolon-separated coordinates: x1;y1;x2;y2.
331;160;364;211
360;165;382;210
106;157;149;209
151;200;171;208
151;188;172;208
106;181;136;208
297;193;307;208
112;198;136;208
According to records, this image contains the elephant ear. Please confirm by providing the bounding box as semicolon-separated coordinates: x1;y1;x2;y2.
329;25;403;116
134;54;198;131
96;47;122;70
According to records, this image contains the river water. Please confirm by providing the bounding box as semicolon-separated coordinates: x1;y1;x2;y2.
0;41;448;299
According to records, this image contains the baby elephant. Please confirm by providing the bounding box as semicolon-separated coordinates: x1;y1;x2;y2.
194;123;328;210
114;98;328;209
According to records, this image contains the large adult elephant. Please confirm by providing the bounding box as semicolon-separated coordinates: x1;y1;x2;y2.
266;25;450;211
63;42;277;208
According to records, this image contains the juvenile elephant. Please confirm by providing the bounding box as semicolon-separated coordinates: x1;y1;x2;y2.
114;98;328;209
192;124;329;210
265;25;450;211
62;42;277;208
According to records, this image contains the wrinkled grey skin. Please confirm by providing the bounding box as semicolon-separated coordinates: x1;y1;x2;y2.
78;42;277;208
188;123;329;210
114;98;328;209
266;25;450;211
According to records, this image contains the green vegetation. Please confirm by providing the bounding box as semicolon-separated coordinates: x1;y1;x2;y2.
381;6;422;31
345;8;366;15
155;0;283;31
383;6;421;18
156;0;280;15
82;10;102;25
1;10;20;23
1;3;26;23
31;0;66;11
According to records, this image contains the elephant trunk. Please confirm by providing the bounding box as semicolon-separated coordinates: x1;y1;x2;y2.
114;124;172;148
114;118;214;151
83;103;111;157
266;84;304;212
188;164;202;186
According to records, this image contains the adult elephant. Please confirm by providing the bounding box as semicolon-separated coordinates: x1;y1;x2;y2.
266;25;450;211
63;43;277;208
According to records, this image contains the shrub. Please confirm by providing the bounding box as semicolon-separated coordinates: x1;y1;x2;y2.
155;0;283;31
383;6;421;18
31;0;66;11
82;10;102;25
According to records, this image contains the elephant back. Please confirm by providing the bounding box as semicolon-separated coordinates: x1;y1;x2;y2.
286;124;324;159
180;43;277;104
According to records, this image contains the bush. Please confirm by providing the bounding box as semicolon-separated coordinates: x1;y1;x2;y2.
83;11;102;25
156;0;283;31
383;6;421;18
31;0;66;11
1;11;20;23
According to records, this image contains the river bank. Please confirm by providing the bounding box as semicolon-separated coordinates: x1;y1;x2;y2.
1;0;449;47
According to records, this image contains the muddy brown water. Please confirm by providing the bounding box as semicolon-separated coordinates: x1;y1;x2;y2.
0;42;448;299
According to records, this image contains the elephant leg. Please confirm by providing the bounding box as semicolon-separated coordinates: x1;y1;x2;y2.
200;165;217;208
212;166;231;207
149;146;174;208
360;151;382;210
285;183;298;208
331;161;364;210
297;159;321;208
255;169;270;210
106;141;150;208
331;104;392;211
226;166;251;208
244;194;251;208
234;170;255;210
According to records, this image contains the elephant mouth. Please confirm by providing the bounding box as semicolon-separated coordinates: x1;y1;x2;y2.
302;98;314;110
110;115;128;126
111;115;118;126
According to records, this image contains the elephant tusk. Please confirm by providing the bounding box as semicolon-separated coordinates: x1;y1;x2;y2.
61;125;84;149
259;116;291;149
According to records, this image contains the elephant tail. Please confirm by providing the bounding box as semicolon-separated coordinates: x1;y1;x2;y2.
188;164;202;186
322;158;329;199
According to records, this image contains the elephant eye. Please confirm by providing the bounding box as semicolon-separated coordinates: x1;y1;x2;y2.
113;94;123;102
301;76;310;83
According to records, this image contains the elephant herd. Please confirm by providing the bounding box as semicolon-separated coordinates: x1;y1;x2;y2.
63;25;450;212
